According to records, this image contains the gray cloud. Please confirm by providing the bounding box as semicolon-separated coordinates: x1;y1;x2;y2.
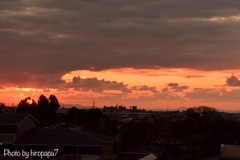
132;85;158;93
167;83;189;92
1;0;240;85
161;87;168;92
226;74;240;86
175;86;189;92
167;83;179;87
185;88;219;100
185;87;240;102
184;75;205;78
0;72;65;88
65;76;131;93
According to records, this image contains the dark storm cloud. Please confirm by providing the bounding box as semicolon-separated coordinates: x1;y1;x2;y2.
1;0;240;85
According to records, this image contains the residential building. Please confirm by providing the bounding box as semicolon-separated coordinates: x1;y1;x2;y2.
221;144;240;160
0;113;118;160
0;113;39;144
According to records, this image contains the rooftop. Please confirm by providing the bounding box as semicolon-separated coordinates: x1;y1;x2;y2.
17;128;118;150
0;113;38;125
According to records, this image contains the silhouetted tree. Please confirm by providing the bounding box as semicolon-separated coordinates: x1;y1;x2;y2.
35;94;60;117
0;102;5;108
37;94;49;115
186;106;216;122
17;97;37;113
0;102;5;113
49;95;60;113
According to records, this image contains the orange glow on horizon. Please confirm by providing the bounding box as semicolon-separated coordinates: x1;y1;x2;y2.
61;67;236;89
1;68;240;111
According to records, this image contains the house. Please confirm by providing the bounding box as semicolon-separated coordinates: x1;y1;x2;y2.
221;144;240;160
139;154;157;160
117;153;158;160
0;113;118;160
16;128;119;160
0;113;39;144
117;143;161;160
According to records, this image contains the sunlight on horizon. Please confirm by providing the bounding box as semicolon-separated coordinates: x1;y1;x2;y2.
1;68;240;111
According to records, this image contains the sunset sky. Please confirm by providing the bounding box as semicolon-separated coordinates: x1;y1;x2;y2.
1;0;240;111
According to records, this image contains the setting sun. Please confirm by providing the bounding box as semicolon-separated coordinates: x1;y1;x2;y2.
26;99;33;105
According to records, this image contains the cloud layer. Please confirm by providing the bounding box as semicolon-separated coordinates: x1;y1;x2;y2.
1;0;240;82
226;74;240;86
2;0;240;109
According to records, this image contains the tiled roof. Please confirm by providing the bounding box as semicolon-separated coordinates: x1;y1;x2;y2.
17;128;118;149
0;113;29;125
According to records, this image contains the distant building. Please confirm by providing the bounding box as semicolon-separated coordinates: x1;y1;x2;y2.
103;105;127;113
118;105;127;111
56;107;69;116
103;106;118;112
130;106;137;111
0;107;17;113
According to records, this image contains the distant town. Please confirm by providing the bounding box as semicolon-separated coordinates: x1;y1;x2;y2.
1;96;240;160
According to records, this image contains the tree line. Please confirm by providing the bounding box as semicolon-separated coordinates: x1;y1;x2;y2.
17;94;60;118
